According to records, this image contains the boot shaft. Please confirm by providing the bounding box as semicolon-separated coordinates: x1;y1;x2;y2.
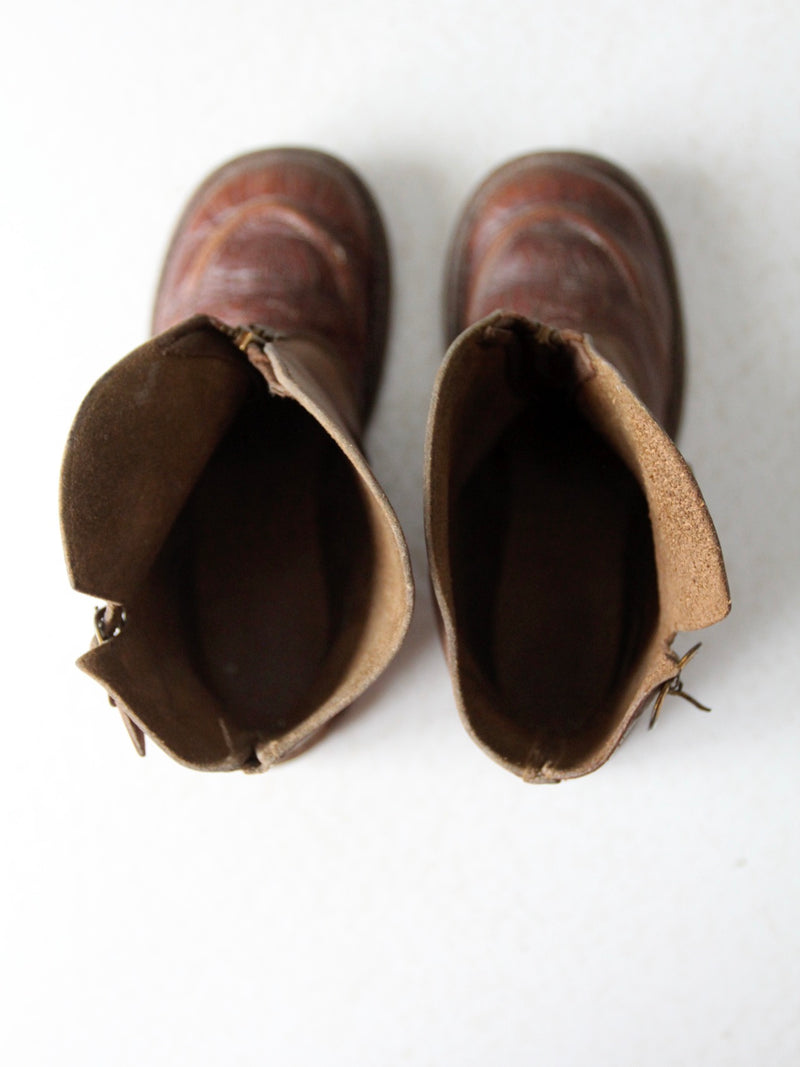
427;152;730;780
60;150;412;771
425;312;729;780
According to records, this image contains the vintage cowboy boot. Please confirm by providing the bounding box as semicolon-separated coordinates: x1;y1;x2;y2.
425;151;730;782
61;148;413;771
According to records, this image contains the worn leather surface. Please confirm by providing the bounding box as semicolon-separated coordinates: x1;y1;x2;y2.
426;152;730;781
60;149;412;771
153;147;390;424
446;151;684;435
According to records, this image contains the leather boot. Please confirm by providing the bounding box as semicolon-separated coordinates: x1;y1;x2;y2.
61;148;413;771
425;151;730;782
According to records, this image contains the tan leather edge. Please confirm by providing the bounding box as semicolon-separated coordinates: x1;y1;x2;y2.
530;334;731;781
577;335;731;633
424;317;492;769
245;335;414;769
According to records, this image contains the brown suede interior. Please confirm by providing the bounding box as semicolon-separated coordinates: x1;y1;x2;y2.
448;332;659;769
134;386;374;742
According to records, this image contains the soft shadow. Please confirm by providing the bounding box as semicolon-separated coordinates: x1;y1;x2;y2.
327;157;456;735
361;156;458;573
639;158;800;674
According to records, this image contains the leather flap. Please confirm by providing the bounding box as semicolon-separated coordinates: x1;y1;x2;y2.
60;316;253;602
577;337;731;632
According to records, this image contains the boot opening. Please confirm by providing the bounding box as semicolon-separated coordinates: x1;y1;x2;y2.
156;387;374;740
447;327;659;771
65;320;409;768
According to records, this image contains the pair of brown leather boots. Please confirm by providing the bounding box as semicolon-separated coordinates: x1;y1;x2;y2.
60;148;730;781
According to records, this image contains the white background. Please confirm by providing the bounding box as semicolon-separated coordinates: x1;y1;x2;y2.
2;1;798;1064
